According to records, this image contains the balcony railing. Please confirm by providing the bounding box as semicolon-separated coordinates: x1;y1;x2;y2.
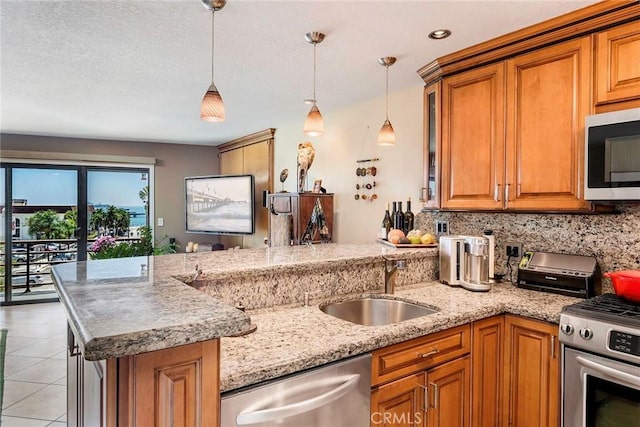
1;237;142;295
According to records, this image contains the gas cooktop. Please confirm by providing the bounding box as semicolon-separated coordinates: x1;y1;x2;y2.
562;293;640;328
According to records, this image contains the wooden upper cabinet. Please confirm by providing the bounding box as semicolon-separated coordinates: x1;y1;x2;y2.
505;37;591;211
218;129;275;249
595;20;640;107
441;63;505;210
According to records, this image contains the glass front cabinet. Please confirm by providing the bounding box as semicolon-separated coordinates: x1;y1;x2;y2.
421;81;440;210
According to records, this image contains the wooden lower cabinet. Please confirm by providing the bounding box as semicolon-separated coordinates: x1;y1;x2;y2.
471;316;504;427
371;326;471;427
373;316;560;427
372;372;427;427
502;315;560;427
426;356;470;427
67;325;220;427
118;340;220;426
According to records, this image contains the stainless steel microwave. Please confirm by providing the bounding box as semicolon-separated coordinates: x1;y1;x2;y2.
585;108;640;201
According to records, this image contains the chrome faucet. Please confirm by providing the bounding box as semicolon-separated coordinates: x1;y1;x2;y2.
384;258;407;294
193;264;204;281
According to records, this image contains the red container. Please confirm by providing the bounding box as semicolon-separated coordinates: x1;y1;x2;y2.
604;270;640;303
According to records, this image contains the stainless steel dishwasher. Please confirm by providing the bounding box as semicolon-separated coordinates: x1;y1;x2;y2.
221;354;371;426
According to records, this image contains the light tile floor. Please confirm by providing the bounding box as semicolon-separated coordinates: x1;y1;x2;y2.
1;302;67;426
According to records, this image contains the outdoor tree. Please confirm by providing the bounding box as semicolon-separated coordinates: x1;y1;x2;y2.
106;205;130;236
89;208;107;235
91;206;130;236
139;185;149;208
26;209;74;239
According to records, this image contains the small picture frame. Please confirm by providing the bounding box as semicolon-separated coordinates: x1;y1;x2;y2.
312;179;322;193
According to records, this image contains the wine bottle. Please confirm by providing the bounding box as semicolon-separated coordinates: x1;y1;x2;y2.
391;202;397;224
380;203;392;240
394;201;405;231
404;198;414;234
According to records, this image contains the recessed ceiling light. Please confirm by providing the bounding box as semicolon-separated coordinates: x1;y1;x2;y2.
428;29;451;40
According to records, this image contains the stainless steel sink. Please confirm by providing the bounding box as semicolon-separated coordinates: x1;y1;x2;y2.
320;297;438;326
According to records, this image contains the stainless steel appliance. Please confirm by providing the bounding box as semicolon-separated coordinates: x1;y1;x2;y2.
559;294;640;427
221;354;371;426
517;251;599;298
439;235;493;292
585;107;640;201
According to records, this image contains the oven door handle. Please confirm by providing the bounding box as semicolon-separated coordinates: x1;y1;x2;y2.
235;374;361;425
576;356;640;388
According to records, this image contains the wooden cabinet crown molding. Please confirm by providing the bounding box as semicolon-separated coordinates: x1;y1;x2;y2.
418;0;640;84
217;128;276;153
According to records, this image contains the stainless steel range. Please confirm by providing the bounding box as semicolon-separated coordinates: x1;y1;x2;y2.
559;293;640;426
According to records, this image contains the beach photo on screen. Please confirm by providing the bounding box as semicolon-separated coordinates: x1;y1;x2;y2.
185;175;254;235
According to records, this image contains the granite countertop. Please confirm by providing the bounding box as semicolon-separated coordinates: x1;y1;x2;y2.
52;243;434;361
52;256;251;361
219;281;580;393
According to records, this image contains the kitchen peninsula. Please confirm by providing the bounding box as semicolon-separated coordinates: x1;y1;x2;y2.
53;243;580;426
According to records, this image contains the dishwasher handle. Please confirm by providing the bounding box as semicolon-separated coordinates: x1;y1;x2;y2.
236;374;361;425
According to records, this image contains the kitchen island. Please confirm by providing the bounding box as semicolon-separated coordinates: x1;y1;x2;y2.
53;243;580;426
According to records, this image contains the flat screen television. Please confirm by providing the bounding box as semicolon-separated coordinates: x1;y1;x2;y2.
185;174;255;235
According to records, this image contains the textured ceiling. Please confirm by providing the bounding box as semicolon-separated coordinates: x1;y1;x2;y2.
0;0;598;146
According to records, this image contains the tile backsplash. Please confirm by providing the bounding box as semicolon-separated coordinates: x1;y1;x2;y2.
415;204;640;292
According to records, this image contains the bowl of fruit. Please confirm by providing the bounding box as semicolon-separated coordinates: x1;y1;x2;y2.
385;229;437;247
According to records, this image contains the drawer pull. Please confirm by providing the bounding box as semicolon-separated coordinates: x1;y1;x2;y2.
417;348;439;359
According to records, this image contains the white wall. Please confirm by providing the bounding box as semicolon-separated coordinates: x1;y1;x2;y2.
274;84;424;243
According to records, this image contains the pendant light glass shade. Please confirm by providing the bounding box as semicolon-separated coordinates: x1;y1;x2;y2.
377;119;395;145
304;103;324;136
201;0;226;122
201;83;225;122
377;57;397;146
303;32;325;136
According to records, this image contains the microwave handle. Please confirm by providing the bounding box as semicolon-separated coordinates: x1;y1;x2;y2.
576;356;640;387
235;374;360;425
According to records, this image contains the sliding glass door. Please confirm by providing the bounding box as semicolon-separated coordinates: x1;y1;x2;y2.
0;163;151;305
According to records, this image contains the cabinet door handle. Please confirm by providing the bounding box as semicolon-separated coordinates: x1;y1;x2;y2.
494;184;501;202
417;348;439;359
430;382;439;409
551;335;556;359
505;183;511;202
420;384;429;413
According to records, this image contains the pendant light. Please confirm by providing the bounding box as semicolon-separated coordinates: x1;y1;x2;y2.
377;57;397;145
303;32;325;136
200;0;226;122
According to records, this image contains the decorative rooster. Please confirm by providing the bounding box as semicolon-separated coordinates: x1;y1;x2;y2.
297;142;315;193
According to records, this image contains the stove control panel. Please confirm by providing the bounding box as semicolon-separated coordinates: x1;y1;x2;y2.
559;313;640;365
609;331;640;357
